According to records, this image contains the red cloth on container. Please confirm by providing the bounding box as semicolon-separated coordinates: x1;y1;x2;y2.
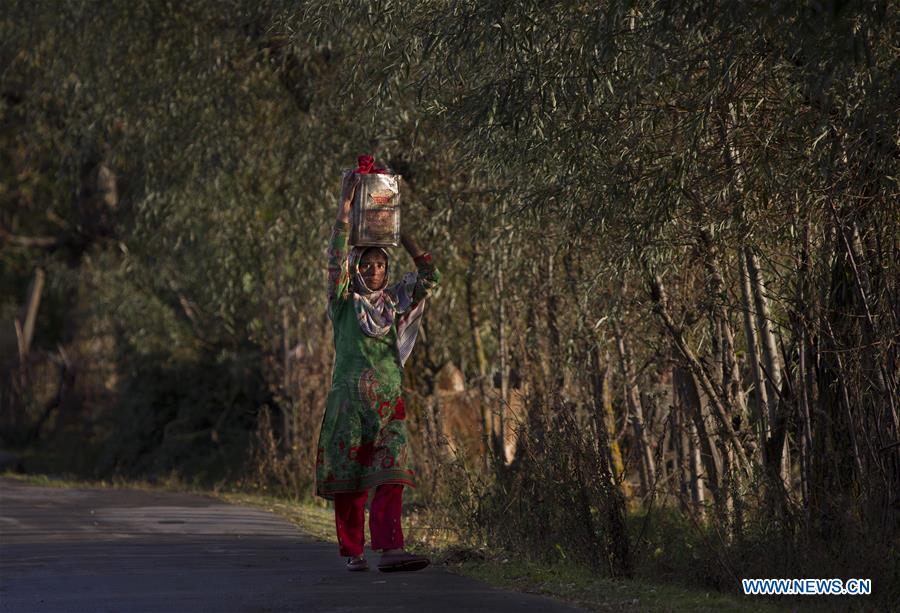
356;154;388;174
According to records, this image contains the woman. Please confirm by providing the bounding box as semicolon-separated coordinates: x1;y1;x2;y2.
315;168;441;572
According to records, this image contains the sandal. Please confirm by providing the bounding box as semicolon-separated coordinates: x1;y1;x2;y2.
377;551;430;573
346;556;369;572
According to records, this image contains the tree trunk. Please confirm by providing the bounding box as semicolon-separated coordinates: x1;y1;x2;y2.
281;303;293;453
492;234;508;464
794;216;815;510
544;249;566;394
674;364;717;507
465;239;492;469
739;249;769;461
589;343;633;578
601;352;629;497
613;323;655;499
744;246;789;484
646;268;751;476
16;267;45;364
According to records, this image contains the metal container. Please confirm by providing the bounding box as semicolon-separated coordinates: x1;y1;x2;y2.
349;172;401;247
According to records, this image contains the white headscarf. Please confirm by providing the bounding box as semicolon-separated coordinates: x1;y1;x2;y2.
348;246;427;367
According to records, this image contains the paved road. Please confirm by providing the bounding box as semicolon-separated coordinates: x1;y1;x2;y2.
0;477;584;612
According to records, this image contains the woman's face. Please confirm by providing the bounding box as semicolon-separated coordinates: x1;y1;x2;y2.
358;249;387;291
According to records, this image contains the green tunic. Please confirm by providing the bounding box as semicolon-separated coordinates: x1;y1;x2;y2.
315;221;440;499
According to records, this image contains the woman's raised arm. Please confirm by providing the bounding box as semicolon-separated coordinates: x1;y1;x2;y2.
399;230;441;308
326;173;360;312
336;170;359;225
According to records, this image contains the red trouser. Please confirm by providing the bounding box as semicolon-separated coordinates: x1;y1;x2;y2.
333;484;404;557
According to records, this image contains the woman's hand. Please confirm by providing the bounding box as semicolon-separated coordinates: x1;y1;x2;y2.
337;171;361;223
